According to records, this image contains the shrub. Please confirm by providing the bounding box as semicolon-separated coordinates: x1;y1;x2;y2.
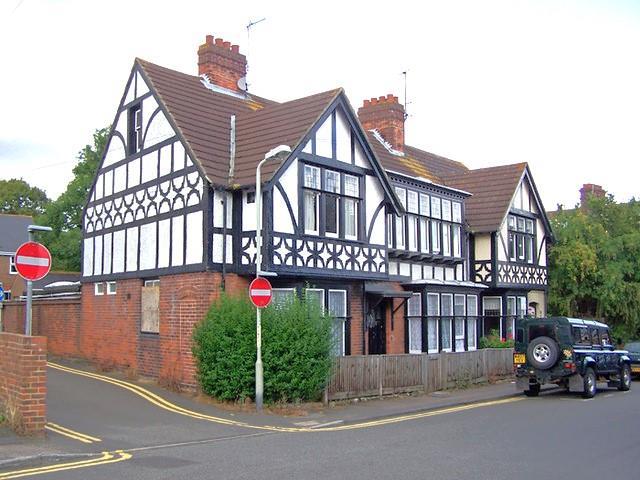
479;329;515;349
192;294;333;403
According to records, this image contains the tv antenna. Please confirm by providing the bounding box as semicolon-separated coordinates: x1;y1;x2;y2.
245;17;266;91
402;70;410;120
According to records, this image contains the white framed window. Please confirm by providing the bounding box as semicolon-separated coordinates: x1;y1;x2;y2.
441;294;453;352
467;295;478;351
325;193;339;238
141;280;160;334
517;296;527;318
427;293;439;353
419;193;430;216
328;289;347;356
94;282;105;295
395;187;407;208
525;219;534;234
431;220;440;253
129;104;143;154
442;199;452;221
454;294;465;352
144;279;160;287
304;190;319;235
407;190;419;213
407;216;418;251
431;196;441;219
407;293;422;354
395;215;405;249
452;202;462;223
442;224;451;256
419;218;429;253
305;288;325;311
9;256;17;274
324;170;340;193
272;288;295;306
452;225;461;257
106;281;117;295
304;165;321;189
483;296;503;338
344;198;358;240
526;236;534;264
387;213;394;248
517;217;526;232
344;174;359;197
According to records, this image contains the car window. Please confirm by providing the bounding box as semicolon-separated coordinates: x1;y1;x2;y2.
591;328;600;346
625;342;640;353
573;326;590;345
600;329;612;347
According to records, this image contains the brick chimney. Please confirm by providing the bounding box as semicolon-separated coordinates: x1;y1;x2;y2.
579;183;605;208
197;35;247;92
358;94;406;152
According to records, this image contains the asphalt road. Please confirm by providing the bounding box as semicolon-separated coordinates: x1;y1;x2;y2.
12;376;639;480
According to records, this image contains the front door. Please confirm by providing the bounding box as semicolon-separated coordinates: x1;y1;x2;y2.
368;301;386;355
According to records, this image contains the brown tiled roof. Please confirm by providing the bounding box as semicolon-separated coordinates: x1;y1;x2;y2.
366;134;468;184
234;89;342;186
443;163;527;233
138;59;339;187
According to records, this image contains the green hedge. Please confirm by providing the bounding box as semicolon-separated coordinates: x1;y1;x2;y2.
192;294;333;403
479;329;515;349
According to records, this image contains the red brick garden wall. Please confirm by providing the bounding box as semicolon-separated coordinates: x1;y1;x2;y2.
0;333;47;436
1;297;81;358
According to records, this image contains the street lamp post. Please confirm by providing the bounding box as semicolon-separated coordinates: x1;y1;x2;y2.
255;145;291;411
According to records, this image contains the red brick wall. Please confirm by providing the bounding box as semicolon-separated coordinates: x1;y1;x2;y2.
350;283;365;355
1;297;81;357
0;333;47;436
80;272;250;389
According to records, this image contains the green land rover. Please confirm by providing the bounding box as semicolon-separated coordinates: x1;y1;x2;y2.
514;317;631;398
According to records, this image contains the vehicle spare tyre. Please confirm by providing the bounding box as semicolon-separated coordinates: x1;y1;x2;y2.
526;336;559;370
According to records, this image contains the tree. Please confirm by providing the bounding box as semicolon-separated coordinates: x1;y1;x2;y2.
0;178;50;216
548;195;640;342
37;128;109;271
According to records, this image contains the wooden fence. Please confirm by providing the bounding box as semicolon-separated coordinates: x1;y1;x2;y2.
326;348;514;401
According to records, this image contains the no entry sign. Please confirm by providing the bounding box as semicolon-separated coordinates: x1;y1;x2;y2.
14;242;51;282
249;277;272;308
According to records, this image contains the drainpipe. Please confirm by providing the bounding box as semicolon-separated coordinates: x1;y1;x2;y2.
221;191;227;291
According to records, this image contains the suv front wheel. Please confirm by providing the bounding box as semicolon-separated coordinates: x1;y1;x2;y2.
583;368;597;398
527;336;559;370
618;364;631;391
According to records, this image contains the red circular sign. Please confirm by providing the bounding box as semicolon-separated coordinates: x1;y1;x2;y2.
14;242;52;282
249;277;272;308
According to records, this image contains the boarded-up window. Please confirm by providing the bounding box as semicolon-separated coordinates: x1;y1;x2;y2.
141;283;160;333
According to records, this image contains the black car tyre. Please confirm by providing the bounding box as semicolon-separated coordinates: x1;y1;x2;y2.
524;384;540;397
526;336;559;370
582;367;597;399
618;364;631;391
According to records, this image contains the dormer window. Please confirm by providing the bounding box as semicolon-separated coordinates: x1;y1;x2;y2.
128;104;143;154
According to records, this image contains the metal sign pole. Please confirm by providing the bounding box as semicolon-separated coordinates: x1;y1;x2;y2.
25;229;34;336
255;157;265;411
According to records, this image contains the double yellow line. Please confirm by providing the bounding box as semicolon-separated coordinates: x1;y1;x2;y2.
0;451;130;479
45;423;101;444
48;362;523;433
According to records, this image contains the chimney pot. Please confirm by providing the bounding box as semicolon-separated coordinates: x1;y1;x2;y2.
378;95;386;102
215;38;224;46
363;99;371;107
231;44;239;53
206;35;214;45
386;94;394;101
223;41;231;49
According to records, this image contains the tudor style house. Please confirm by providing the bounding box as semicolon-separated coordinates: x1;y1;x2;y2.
80;35;553;387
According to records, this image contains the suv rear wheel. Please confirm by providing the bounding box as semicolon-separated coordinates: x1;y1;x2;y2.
526;336;559;370
618;364;631;391
583;368;597;398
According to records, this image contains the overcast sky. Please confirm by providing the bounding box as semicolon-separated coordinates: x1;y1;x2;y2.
1;0;638;210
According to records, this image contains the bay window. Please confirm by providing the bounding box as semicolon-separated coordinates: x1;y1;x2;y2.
302;164;361;240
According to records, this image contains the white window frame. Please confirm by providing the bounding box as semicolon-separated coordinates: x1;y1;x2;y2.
344;197;358;241
305;288;325;311
442;199;452;221
106;281;117;295
272;288;296;307
344;174;359;197
454;294;466;352
328;289;347;356
324;193;340;239
431;220;440;253
452;201;462;223
94;282;105;295
395;187;407;209
407;190;419;213
386;213;394;248
144;279;160;287
483;296;503;339
431;196;441;219
407;215;418;252
303;190;320;236
426;293;440;354
441;293;453;352
466;295;478;351
395;215;405;249
442;223;451;257
452;225;461;257
419;218;429;253
419;193;430;216
407;293;422;354
304;165;321;189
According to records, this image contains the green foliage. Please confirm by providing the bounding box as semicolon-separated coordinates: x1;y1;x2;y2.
37;128;109;271
549;196;640;342
193;294;333;403
0;178;50;216
479;329;514;349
